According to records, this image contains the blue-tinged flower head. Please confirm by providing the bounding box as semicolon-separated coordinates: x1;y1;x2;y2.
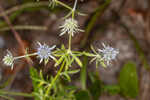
37;42;56;64
98;43;119;65
3;50;14;69
59;18;84;36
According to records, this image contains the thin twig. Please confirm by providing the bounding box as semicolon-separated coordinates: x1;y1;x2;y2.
0;1;49;17
0;1;86;17
0;25;47;31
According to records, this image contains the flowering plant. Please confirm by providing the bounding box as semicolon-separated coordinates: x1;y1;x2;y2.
2;0;119;99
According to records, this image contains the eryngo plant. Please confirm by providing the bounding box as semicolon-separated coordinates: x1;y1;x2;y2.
2;0;119;99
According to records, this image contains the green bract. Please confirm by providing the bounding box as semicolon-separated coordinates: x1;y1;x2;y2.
53;45;83;70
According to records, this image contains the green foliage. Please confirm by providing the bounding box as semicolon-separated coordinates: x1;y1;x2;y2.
52;83;76;100
103;85;120;95
30;67;49;100
119;61;139;98
75;90;90;100
61;69;80;82
88;72;102;100
0;89;32;100
88;45;106;68
30;67;76;100
53;45;83;70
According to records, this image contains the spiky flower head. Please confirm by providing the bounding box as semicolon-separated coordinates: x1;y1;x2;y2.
3;50;14;69
37;42;56;64
98;43;119;65
59;18;84;36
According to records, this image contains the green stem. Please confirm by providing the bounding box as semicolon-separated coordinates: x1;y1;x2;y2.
45;60;65;97
68;0;77;49
73;0;78;11
14;53;37;60
81;56;88;90
72;0;77;19
68;33;72;50
0;90;33;97
72;11;75;19
55;0;72;10
56;0;85;16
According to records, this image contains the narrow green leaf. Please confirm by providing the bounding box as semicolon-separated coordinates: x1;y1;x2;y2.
100;61;107;68
55;56;64;66
90;45;98;54
29;67;41;93
62;73;71;82
83;52;95;57
67;69;80;74
72;54;83;67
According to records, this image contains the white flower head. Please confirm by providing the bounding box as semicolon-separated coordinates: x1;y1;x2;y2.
3;50;14;69
37;42;56;64
59;18;84;36
98;43;119;66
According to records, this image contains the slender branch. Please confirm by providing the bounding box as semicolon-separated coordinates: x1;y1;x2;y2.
72;0;78;11
56;0;72;11
0;1;86;17
14;53;37;60
0;90;33;97
0;25;47;31
56;0;86;16
0;1;49;17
